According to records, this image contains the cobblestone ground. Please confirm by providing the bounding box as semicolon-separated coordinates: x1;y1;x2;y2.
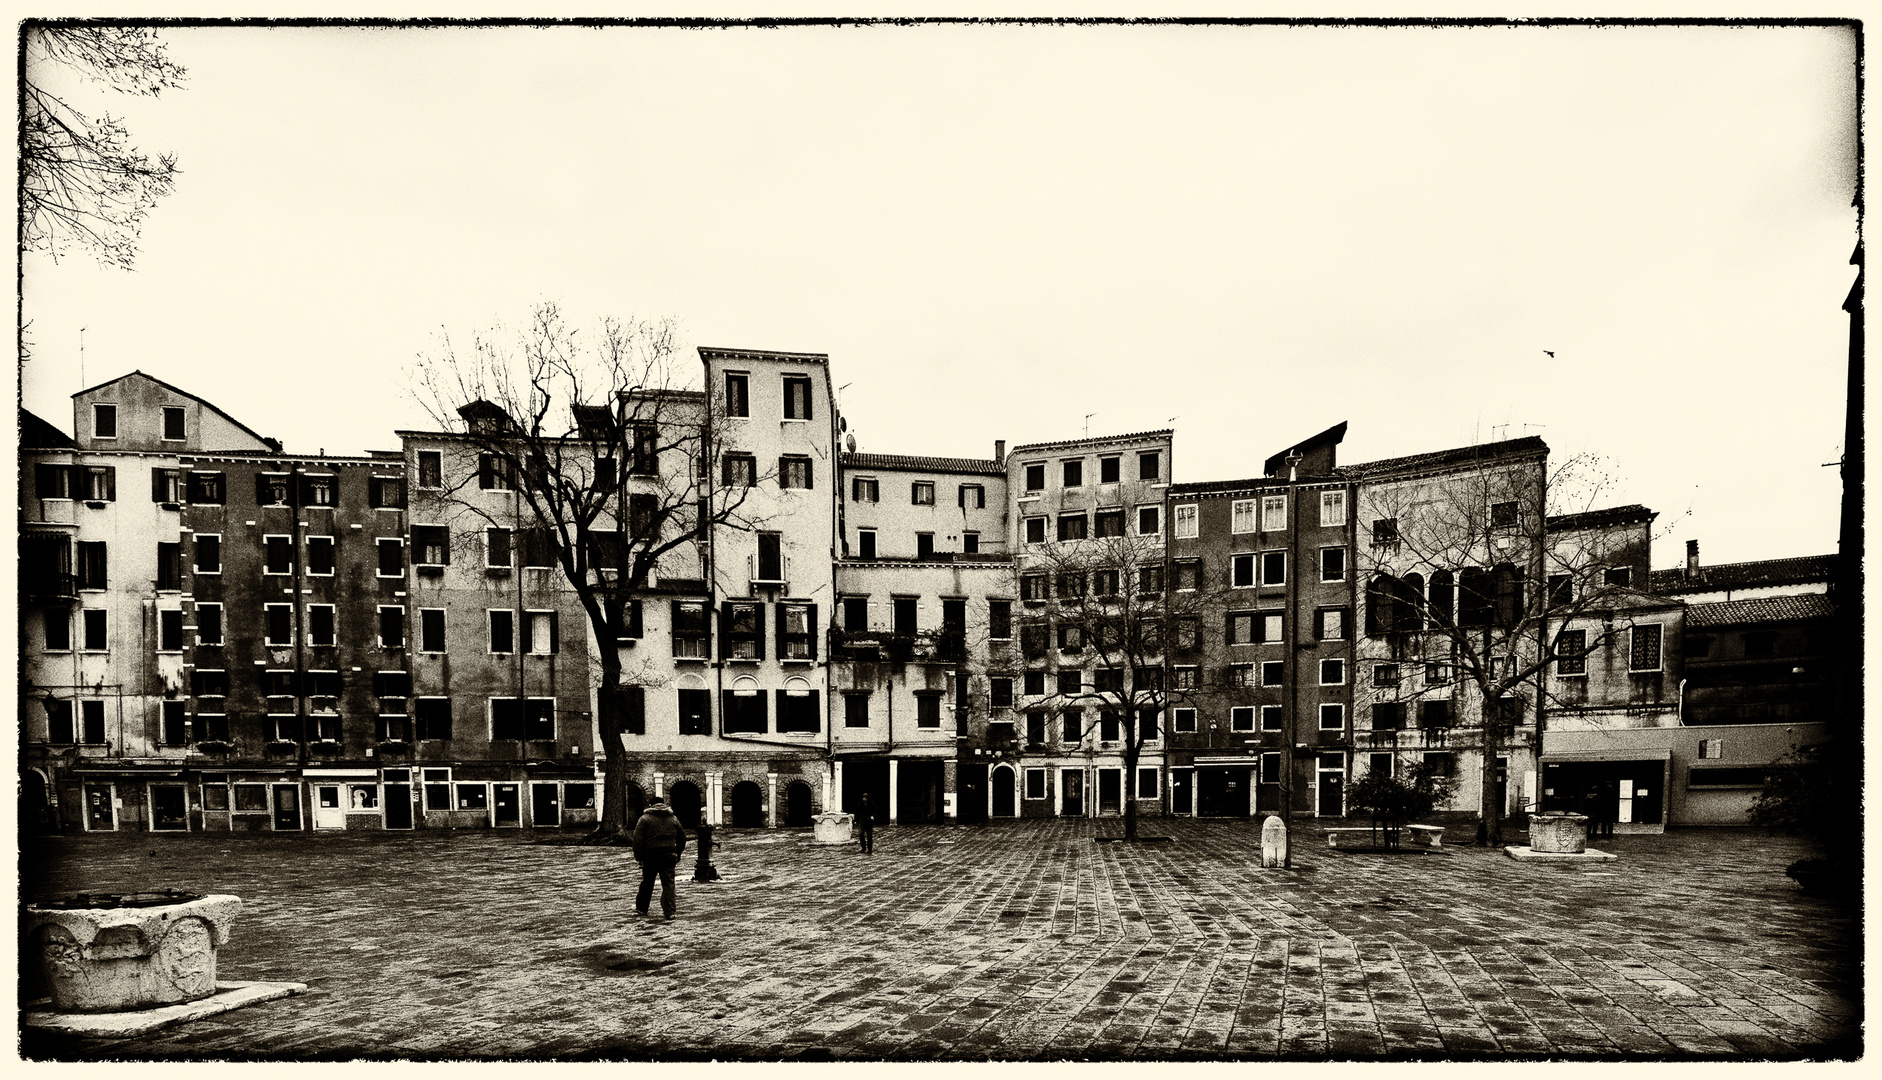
19;818;1860;1061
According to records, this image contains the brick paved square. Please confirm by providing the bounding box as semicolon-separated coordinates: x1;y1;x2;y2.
19;818;1859;1061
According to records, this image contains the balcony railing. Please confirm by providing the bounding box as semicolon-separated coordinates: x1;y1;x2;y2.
23;572;78;604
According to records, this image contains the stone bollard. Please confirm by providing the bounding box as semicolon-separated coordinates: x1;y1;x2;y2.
1528;812;1590;854
1261;815;1288;868
811;811;855;845
26;892;242;1013
692;824;721;882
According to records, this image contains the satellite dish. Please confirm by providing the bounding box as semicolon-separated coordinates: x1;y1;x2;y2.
839;416;848;433
845;433;857;453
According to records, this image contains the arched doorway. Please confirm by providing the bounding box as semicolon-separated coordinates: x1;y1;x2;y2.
784;781;813;827
991;765;1016;817
20;770;51;832
667;780;702;828
730;781;765;827
624;781;647;823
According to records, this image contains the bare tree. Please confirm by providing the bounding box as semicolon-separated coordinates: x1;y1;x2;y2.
21;24;185;268
412;303;771;838
1354;449;1657;846
1017;533;1211;841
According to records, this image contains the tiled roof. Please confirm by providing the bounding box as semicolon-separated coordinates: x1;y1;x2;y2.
1336;436;1549;479
843;452;1005;476
1547;505;1657;531
1009;429;1174;454
20;409;75;449
1687;593;1835;628
1169;476;1289;496
1649;554;1838;595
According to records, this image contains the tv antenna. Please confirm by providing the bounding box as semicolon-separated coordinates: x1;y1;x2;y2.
1084;413;1095;439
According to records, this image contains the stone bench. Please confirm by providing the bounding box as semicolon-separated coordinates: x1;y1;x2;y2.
1325;825;1445;850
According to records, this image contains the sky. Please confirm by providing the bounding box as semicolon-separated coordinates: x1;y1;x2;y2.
19;19;1859;570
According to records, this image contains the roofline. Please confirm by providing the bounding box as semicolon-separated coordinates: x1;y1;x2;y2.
696;347;830;363
1009;429;1174;454
70;370;279;451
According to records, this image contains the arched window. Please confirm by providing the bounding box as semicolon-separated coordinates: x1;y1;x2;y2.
1492;563;1524;627
1366;574;1399;635
1458;567;1493;627
1398;572;1426;632
1428;570;1455;628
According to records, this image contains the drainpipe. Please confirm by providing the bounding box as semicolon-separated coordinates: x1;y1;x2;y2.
1282;453;1301;868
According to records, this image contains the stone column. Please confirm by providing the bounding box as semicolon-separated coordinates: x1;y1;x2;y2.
888;758;900;823
829;760;842;810
707;772;723;826
767;772;778;828
652;771;665;800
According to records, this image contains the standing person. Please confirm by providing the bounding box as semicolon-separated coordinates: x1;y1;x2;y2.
855;792;875;855
631;796;688;919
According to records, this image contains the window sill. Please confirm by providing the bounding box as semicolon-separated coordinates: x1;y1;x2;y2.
780;657;815;666
727;657;762;665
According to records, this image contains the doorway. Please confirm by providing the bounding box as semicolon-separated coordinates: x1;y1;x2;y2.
667;781;702;828
1196;768;1250;817
897;760;945;823
1316;754;1346;817
730;781;765;827
383;774;414;829
313;785;346;830
22;771;52;832
1170;769;1193;816
843;760;891;817
493;784;521;827
990;765;1016;817
531;783;560;827
84;784;116;831
957;763;988;824
1060;769;1084;817
272;784;302;830
1097;768;1122;815
151;785;189;831
784;781;814;827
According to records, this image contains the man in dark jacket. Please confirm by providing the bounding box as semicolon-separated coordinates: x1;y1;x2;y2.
631;797;688;919
855;793;875;855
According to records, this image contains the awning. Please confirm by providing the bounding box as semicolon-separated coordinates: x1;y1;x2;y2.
70;768;184;778
301;768;379;778
1540;748;1673;764
1190;756;1260;768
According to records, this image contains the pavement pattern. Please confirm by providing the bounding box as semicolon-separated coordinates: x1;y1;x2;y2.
19;818;1861;1061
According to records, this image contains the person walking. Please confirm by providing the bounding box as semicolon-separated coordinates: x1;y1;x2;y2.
631;796;688;919
855;792;875;855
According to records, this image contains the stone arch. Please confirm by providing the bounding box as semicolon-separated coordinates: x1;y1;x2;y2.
666;780;703;828
20;769;52;832
991;765;1017;817
1428;569;1456;627
729;780;765;828
624;781;648;822
783;780;814;827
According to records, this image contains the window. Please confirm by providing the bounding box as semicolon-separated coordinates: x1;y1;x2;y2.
1419;701;1452;730
1371;518;1400;545
521;529;555;568
1088;569;1118;598
307;536;335;576
1686;635;1713;659
1319;703;1344;730
1261;495;1286;532
259;473;292;507
1320;547;1345;582
962;531;980;554
1062;708;1084;742
856;529;876;559
1373;663;1400;687
85;465;117;501
777;684;820;733
780;604;816;660
1318;659;1345;685
487;610;515;654
416;450;443;488
1020;574;1049;603
93;403;118;438
1017;516;1043;545
1172;504;1198;539
308;605;336;646
990;677;1014;708
303;476;335;507
262;535;292;575
779;456;813;489
1698;738;1725;760
407;528;454;572
1025;768;1048;799
1024;671;1046;696
1555;629;1587;675
36;463;73;499
420;609;446;653
192;669;228;698
1139;451;1160;481
1261;660;1285;686
480;528;512;569
1093;667;1123;693
1261;705;1284;732
1058;513;1088;541
454;784;490;811
1098;456;1120;483
415;699;453;741
44;609;71;651
1425;661;1451;686
722;453;756;487
1604;566;1634;588
724;372;749;417
1138;565;1163;594
1226;612;1256;645
265;604;292;646
1258;551;1285;586
377;606;404;649
82;700;107;743
1372;702;1405;731
916;532;935;558
1315;608;1347;641
959;484;985;508
1231;706;1256;732
378;538;404;577
1055;669;1082;697
195;534;221;574
1137;506;1160;535
724;602;764;659
1489;501;1518;528
852;477;879;502
910;481;935;506
839;692;872;729
43;699;74;743
1174;561;1200;591
151;467;182;503
1320;490;1347;527
1136;768;1159;799
1025;710;1047;743
1630;624;1662;672
1058;624;1085;653
916;692;943;728
782;374;813;419
988;600;1012;640
186;471;223;504
369;476;404;508
82;608;107;651
491;698;556;741
1232;554;1255;588
156;542;181;590
1172;707;1197;733
1226;664;1255;688
1024;462;1046;491
1231;499;1256;534
1062;460;1083;487
1170;666;1197;690
159;609;184;651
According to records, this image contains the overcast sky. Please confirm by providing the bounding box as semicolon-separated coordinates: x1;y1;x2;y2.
20;20;1858;569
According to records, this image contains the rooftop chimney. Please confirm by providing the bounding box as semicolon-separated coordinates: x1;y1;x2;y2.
1685;539;1700;581
994;439;1006;463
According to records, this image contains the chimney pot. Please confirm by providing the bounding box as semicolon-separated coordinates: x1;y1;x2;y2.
994;439;1006;463
1686;539;1700;580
